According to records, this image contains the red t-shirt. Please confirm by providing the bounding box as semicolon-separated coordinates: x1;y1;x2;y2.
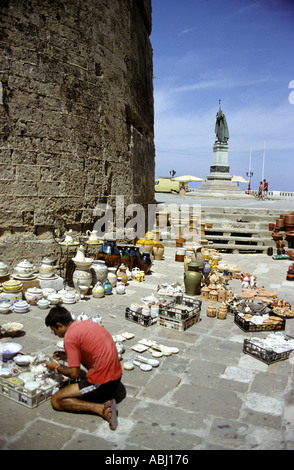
64;320;122;385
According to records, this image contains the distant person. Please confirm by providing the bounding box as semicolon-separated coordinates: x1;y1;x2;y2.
44;306;123;430
258;181;263;199
263;179;268;199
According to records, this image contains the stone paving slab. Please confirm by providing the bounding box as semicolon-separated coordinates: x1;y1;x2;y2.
1;246;294;450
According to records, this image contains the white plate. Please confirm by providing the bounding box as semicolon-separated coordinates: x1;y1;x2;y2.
131;344;148;353
123;361;134;371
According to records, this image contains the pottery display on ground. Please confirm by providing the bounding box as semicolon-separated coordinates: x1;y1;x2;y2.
184;262;202;296
24;287;43;305
14;259;36;278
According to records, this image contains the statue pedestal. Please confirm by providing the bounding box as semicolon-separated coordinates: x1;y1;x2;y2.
195;142;250;198
207;142;231;181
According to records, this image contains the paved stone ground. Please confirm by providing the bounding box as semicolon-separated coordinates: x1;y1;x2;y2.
0;244;294;451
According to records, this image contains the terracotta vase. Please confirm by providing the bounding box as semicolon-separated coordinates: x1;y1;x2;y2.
152;243;164;260
275;218;284;230
117;265;128;285
184;262;202;296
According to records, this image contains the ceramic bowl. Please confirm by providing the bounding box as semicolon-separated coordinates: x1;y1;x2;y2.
13;354;34;366
12;300;30;313
72;258;93;269
0;301;11;314
37;299;50;309
1;342;23;360
48;294;62;305
42;288;55;298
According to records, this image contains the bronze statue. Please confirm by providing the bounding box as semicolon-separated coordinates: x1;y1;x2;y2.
215;99;229;143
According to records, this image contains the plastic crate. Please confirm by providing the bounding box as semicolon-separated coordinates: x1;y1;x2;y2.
158;311;200;332
234;313;285;332
125;308;157;327
0;376;71;408
243;337;294;364
159;295;202;320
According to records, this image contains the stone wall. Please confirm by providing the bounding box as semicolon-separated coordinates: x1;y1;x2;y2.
0;0;155;269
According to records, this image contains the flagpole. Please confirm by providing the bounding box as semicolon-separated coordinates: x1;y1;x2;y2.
262;141;265;181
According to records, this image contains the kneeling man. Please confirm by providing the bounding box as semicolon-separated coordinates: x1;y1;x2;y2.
45;306;122;430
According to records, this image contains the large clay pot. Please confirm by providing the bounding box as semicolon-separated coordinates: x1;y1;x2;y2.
98;239;121;268
117;244;130;267
184;262;202;296
124;245;139;270
137;252;152;274
285;214;294;232
90;260;108;284
73;268;92;291
275;218;284;230
152;243;164;260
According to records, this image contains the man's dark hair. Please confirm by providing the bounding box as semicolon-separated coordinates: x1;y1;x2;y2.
45;305;73;327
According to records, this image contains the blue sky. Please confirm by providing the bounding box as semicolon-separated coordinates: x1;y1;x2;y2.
150;0;294;191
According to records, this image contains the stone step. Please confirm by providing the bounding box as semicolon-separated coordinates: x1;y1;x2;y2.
201;242;272;254
204;234;274;245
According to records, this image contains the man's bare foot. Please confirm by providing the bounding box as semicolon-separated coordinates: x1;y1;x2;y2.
102;399;118;431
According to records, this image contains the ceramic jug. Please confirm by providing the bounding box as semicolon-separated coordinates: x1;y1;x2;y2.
184;262;202;296
92;281;105;298
86;230;99;243
137;252;152;274
117;265;128;285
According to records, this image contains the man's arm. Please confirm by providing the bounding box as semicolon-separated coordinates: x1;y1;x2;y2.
45;359;80;380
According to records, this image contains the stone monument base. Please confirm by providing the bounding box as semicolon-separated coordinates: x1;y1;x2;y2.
194;179;253;199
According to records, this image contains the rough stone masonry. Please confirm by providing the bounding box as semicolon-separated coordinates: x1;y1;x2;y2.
0;0;155;268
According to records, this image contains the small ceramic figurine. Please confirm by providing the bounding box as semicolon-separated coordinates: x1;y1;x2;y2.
250;275;256;288
242;274;249;289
